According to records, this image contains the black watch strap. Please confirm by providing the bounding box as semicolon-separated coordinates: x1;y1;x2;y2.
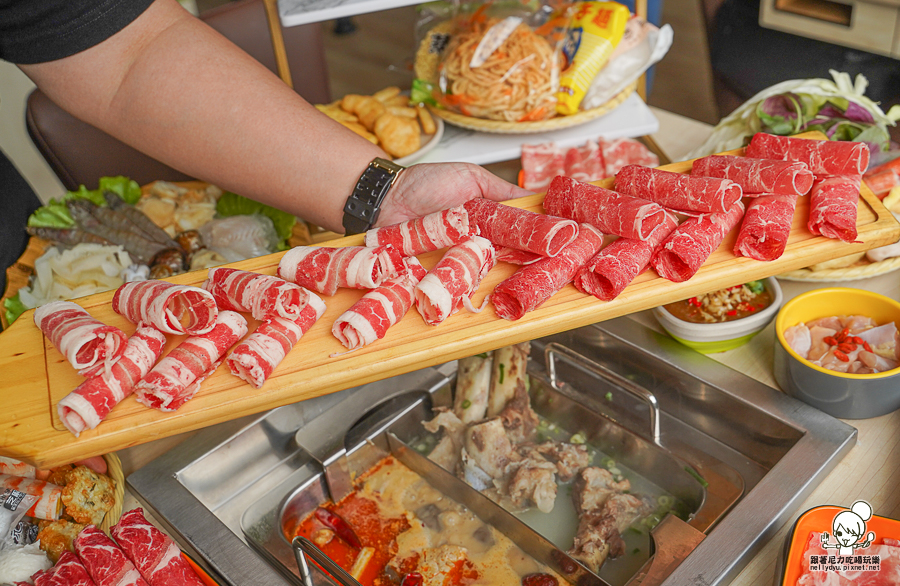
342;157;405;235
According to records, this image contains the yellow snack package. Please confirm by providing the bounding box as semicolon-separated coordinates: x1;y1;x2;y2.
556;1;630;115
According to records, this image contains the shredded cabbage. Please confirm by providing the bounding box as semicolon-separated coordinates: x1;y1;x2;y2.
688;70;900;160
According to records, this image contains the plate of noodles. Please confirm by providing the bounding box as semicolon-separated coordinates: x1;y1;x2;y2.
414;17;637;134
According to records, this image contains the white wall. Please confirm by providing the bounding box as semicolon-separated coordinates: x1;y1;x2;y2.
0;61;66;204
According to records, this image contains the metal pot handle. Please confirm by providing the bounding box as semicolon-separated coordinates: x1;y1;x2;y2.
544;342;661;445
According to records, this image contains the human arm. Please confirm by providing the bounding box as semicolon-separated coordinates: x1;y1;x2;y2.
18;0;529;233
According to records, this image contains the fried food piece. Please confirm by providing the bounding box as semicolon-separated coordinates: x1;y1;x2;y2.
339;120;379;144
60;465;116;526
375;114;421;158
417;105;437;135
37;519;85;564
387;106;418;118
341;94;366;113
373;86;402;102
315;104;358;123
385;95;410;108
354;96;387;130
45;464;75;487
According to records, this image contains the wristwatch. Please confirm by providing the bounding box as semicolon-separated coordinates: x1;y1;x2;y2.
342;157;405;235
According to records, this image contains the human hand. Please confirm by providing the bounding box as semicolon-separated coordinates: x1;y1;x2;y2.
375;162;532;228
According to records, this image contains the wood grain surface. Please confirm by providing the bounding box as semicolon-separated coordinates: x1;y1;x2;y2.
2;139;899;468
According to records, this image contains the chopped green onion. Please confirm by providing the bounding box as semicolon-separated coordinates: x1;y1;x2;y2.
570;432;587;444
632;548;641;555
600;457;615;469
498;363;505;384
746;280;764;294
657;495;675;508
461;399;471;409
608;467;622;477
475;352;489;359
604;391;613;401
684;466;709;488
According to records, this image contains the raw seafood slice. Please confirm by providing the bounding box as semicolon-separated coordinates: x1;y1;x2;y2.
277;245;405;296
0;475;61;520
543;175;668;241
227;295;326;389
203;267;311;321
651;202;745;282
112;281;218;336
58;325;167;436
692;155;813;196
808;174;862;243
492;224;605;321
331;258;427;351
75;525;149;586
520;142;565;192
574;212;678;301
615;164;742;214
414;236;496;326
364;205;472;257
34;301;128;378
744;132;870;175
111;508;206;586
733;193;798;261
463;199;578;257
134;311;248;411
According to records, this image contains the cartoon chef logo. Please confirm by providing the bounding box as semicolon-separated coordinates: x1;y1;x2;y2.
820;500;876;556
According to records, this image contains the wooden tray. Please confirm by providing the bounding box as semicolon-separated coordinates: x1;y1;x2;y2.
3;138;899;468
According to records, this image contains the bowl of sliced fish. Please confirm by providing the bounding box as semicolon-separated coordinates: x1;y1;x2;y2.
775;287;900;419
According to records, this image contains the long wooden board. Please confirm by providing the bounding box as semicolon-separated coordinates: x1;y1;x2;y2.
2;140;899;468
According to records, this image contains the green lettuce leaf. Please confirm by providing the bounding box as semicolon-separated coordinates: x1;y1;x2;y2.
3;293;28;328
27;199;76;228
216;191;297;250
99;176;142;204
64;185;106;207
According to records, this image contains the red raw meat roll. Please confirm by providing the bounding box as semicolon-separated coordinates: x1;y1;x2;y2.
615;165;743;214
364;205;472;256
277;245;405;296
563;140;605;183
492;224;605;321
332;258;427;352
733;194;799;261
203;267;311;321
47;551;96;586
808;174;862;242
75;525;149;586
34;301;128;378
744;132;870;175
543;175;668;241
574;212;678;301
111;508;205;586
226;294;326;389
494;246;543;266
134;311;248;412
0;475;61;520
651;202;746;282
58;325;167;437
112;281;218;336
692;155;813;196
464;199;578;257
415;236;496;326
600;137;658;177
521;142;565;192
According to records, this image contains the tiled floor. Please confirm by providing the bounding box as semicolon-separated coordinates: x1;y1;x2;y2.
0;0;717;204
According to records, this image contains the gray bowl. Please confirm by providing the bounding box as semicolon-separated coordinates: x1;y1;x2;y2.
774;287;900;420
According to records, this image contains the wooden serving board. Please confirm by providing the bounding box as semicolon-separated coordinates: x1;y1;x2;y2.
2;139;899;468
